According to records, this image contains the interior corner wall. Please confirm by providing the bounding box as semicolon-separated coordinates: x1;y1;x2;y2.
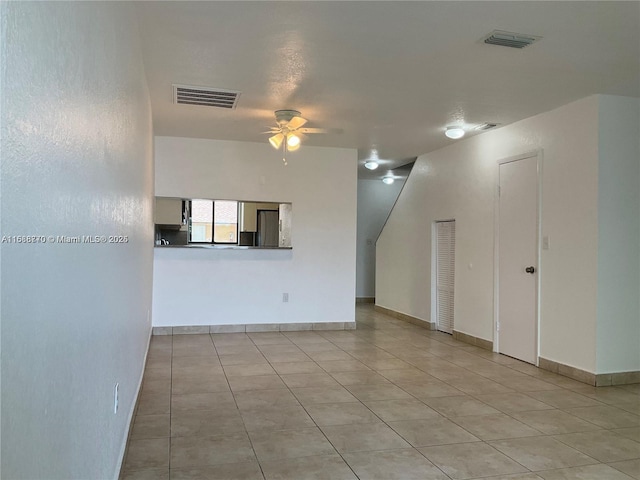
377;96;601;373
596;95;640;374
356;179;404;298
153;136;357;327
1;3;154;479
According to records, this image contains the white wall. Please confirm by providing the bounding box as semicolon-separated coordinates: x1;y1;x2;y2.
377;96;601;373
1;3;154;478
153;136;357;326
356;179;404;298
596;95;640;373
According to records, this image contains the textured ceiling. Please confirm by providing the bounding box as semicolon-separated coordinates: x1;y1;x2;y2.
135;1;640;179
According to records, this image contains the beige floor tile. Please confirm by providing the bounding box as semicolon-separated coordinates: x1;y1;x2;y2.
227;374;286;392
423;395;501;417
346;383;413;402
257;344;304;354
364;398;440;422
241;404;316;432
260;453;357;480
249;427;336;461
124;437;170;470
270;361;323;375
141;378;172;396
279;372;340;388
510;409;602;435
553;430;640;463
377;368;435;383
451;413;542;440
388;417;480;447
131;414;170;439
397;381;464;399
291;385;358;405
420;442;529;479
219;353;268;366
305;402;381;426
537;463;636;479
609;458;640;479
320;422;411;453
498;376;562;392
171;374;230;395
121;468;169;480
489;436;597;471
472;474;543;480
247;332;291;345
234;388;300;410
317;359;371;373
214;345;261;356
137;393;171;415
170;432;255;468
171;391;236;413
170;410;245;437
262;352;311;363
618;403;640;415
474;393;555;413
571;386;640;405
171;355;221;368
211;333;254;346
563;405;640;429
359;358;414;370
343;448;449;480
614;427;640;442
223;363;276;377
450;379;516;395
170;461;264;480
297;343;342;354
331;371;391;386
526;390;604;409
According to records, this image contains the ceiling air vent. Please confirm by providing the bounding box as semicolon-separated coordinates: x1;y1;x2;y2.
173;84;240;109
475;123;500;131
482;30;541;49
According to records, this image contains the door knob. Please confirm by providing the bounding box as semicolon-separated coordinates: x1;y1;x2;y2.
525;266;535;274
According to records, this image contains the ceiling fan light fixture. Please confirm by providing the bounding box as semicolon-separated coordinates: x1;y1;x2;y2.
269;133;284;149
287;134;301;148
364;161;379;170
445;127;465;139
382;176;395;185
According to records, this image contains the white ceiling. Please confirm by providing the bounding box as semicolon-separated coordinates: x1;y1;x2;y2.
135;1;640;180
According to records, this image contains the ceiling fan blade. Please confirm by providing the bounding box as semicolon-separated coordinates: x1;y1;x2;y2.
298;127;343;135
269;133;284;149
288;116;308;130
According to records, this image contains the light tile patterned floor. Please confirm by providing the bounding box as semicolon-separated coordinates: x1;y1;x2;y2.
121;305;640;480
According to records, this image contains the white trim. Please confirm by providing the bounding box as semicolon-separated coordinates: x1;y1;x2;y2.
493;150;543;366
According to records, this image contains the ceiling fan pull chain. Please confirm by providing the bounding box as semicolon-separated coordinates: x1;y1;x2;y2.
282;142;288;165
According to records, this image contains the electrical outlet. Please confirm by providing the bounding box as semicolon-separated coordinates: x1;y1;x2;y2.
114;383;119;414
282;293;289;303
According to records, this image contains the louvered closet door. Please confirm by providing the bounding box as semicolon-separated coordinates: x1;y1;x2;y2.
436;221;455;334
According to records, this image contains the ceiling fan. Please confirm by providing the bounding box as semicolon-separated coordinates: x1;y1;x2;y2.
265;109;336;165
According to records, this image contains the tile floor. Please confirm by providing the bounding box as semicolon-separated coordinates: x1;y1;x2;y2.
121;305;640;480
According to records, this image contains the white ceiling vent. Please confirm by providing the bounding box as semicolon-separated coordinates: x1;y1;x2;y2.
475;122;500;131
482;30;541;49
173;84;240;109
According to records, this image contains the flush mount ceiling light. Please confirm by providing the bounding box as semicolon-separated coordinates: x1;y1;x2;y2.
364;161;379;170
382;176;395;185
445;127;465;139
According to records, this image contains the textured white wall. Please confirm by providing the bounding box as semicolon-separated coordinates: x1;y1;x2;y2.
356;179;404;298
596;95;640;373
377;96;601;373
1;3;154;478
153;136;357;326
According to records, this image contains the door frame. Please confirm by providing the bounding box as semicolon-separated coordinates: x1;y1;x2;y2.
493;150;543;365
431;219;456;333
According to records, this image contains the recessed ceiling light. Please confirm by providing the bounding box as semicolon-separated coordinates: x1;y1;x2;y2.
364;161;379;170
382;176;395;185
445;127;465;139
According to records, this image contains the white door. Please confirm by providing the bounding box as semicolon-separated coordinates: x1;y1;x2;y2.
498;155;538;364
436;221;455;334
